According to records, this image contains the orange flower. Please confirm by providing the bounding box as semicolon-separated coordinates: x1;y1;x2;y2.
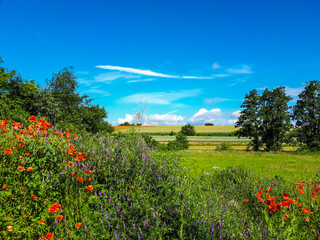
56;215;63;221
75;223;82;228
38;219;46;225
243;199;248;203
48;202;62;213
27;167;34;172
25;151;31;156
86;185;94;193
68;129;73;131
2;185;7;190
7;216;10;219
284;214;290;220
76;177;83;183
31;195;37;200
300;180;305;183
71;172;77;176
298;189;304;194
17;166;25;172
87;177;91;181
305;217;309;222
7;226;13;232
298;203;303;207
302;208;313;214
85;170;94;174
268;187;272;192
260;187;264;190
244;179;246;182
44;232;53;239
30;116;37;122
130;186;134;190
273;183;277;186
4;149;12;155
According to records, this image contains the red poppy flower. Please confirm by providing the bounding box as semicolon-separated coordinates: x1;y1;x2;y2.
56;215;63;220
302;208;313;214
2;185;7;190
44;232;53;239
75;223;82;228
243;199;248;203
4;149;12;155
86;185;94;193
31;195;37;200
30;116;37;122
76;177;83;183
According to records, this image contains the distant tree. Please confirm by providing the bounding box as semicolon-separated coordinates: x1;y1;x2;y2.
167;132;189;150
259;87;292;152
119;122;132;126
180;123;196;136
235;89;262;151
204;123;214;126
169;130;175;136
292;81;320;150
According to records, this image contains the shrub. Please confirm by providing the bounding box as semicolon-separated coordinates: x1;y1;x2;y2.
204;123;214;126
216;142;231;151
179;123;196;136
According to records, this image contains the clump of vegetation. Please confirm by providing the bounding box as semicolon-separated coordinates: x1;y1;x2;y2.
179;123;196;136
167;132;189;150
204;123;214;126
216;142;232;151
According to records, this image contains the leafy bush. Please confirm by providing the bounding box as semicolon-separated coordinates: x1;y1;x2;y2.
216;142;232;151
179;123;196;136
204;123;214;126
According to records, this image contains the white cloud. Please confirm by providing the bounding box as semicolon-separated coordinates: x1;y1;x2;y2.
213;74;230;78
117;114;134;125
212;62;221;69
96;65;214;80
188;108;223;125
204;97;229;103
147;113;185;126
85;88;110;96
231;110;241;119
96;65;178;78
182;76;214;79
188;108;240;126
117;113;185;126
127;78;155;83
118;89;202;105
94;72;136;83
226;65;252;74
285;86;304;97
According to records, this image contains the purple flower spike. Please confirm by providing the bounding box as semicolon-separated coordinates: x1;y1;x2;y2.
143;154;150;162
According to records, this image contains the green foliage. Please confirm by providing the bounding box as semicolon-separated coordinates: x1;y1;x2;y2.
0;58;113;134
167;132;189;150
292;81;320;150
169;130;175;136
236;87;292;152
216;142;232;151
179;123;196;136
204;122;214;126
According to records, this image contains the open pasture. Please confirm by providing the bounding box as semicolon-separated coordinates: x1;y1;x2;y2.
180;149;320;181
114;125;237;134
152;135;249;142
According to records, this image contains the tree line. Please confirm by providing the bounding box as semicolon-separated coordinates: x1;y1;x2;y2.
235;81;320;151
0;58;113;133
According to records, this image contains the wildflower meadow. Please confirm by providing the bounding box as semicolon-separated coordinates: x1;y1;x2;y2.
0;116;319;239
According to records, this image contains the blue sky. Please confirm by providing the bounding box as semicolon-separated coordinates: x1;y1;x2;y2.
1;0;319;125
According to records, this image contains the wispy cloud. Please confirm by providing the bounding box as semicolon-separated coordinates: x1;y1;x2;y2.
94;72;136;83
213;74;230;78
84;88;110;96
285;86;304;97
226;65;252;74
212;62;221;69
96;65;178;78
204;97;230;103
127;78;155;83
118;89;202;105
96;65;214;80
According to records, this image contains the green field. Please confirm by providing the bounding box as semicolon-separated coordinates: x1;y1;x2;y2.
151;135;249;142
179;149;320;181
114;125;237;133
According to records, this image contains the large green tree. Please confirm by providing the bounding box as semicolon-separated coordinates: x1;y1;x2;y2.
236;87;292;151
235;89;262;151
292;81;320;150
259;87;292;152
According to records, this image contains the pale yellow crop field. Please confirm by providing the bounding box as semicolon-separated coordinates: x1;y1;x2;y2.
114;126;237;133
